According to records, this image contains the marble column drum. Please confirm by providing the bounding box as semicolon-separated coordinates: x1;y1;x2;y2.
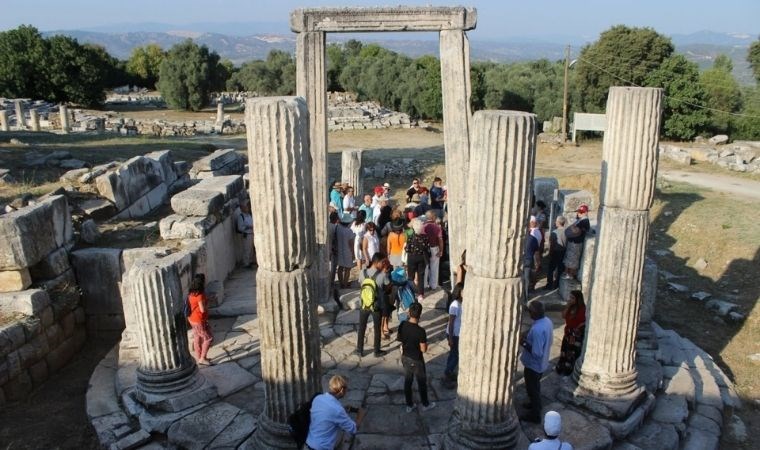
446;111;536;449
130;253;216;411
296;31;331;304
440;28;473;273
0;110;8;132
14;100;25;129
245;97;321;449
59;105;70;134
29;109;40;132
564;87;663;425
341;149;363;196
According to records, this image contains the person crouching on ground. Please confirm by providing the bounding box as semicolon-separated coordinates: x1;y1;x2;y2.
306;375;365;450
188;274;213;365
398;302;436;413
528;411;573;449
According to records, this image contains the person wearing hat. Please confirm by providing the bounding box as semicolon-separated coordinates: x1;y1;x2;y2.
336;212;356;288
330;181;344;215
562;204;591;280
528;411;572;449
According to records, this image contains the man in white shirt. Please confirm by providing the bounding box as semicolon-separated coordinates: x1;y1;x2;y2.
528;411;573;449
443;289;462;387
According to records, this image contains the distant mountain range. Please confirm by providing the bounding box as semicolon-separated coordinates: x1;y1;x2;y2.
41;27;758;85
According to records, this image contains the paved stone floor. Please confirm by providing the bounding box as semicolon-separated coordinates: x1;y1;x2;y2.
88;267;741;449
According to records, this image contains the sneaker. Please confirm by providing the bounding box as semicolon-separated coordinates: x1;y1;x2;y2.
422;402;437;412
405;405;416;413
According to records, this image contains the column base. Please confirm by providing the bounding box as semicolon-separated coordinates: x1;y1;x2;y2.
444;411;522;450
557;376;646;420
135;370;218;413
247;413;298;449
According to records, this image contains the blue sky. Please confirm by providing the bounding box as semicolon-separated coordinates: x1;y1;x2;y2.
2;0;759;40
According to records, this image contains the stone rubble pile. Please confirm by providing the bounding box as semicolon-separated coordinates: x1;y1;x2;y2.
0;195;87;403
328;97;413;131
659;139;760;173
363;158;437;179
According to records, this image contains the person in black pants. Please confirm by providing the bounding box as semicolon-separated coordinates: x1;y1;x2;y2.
398;302;436;413
357;254;389;358
405;218;430;300
544;215;567;290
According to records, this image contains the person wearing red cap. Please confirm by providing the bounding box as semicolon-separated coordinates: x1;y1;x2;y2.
562;204;590;279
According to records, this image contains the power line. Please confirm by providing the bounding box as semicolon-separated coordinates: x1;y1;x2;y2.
577;56;760;120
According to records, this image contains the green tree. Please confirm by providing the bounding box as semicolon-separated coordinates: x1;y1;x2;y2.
645;54;710;140
748;37;760;83
732;86;760;139
227;50;295;95
700;54;742;133
575;25;674;112
0;25;50;98
126;44;166;88
84;43;130;88
157;40;225;111
44;35;109;106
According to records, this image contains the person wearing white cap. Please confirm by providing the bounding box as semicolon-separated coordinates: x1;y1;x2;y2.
528;411;572;449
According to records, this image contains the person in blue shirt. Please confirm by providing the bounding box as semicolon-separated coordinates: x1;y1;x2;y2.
430;177;445;216
519;300;554;423
306;375;365;450
330;181;343;215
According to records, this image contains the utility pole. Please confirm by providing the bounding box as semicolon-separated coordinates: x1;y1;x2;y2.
562;45;570;143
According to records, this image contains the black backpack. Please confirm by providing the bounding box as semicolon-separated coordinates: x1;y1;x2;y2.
287;393;320;449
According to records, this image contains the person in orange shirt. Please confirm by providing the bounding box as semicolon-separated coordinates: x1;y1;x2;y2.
188;274;213;365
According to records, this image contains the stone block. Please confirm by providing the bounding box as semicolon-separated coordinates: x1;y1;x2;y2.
160;214;218;239
144;149;177;186
627;420;678;450
533;177;559;208
206;411;255;449
199;361;258;397
109;429;151;450
0;268;32;292
95;156;164;211
60;168;90;182
114;182;167;219
557;189;593;216
650;394;688;425
70;248;124;319
190;148;243;175
1;322;26;350
167;402;242;449
79;198;116;221
708;134;728;145
170;189;224;216
192;175;244;202
0;195;72;270
28;247;70;280
681;427;719;450
0;289;50;317
203;215;238;288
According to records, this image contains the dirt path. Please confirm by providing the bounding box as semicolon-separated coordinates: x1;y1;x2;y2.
659;169;760;201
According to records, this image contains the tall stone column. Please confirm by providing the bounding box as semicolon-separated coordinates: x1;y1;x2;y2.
296;31;330;304
636;258;658;352
560;87;663;431
341;149;362;195
29;109;40;132
446;111;536;449
59;105;70;134
14;100;26;129
216;102;224;127
245;97;321;448
0;110;8;132
440;29;472;276
129;252;217;411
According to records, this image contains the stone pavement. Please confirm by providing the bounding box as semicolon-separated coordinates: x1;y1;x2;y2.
87;267;741;449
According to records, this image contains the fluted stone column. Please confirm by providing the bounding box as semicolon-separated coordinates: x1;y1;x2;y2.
216;102;224;127
29;109;40;132
562;87;663;425
59;105;70;134
637;258;658;351
245;97;321;449
14;100;25;130
130;252;217;411
0;110;8;132
341;150;362;195
296;31;330;304
446;111;536;449
440;29;472;274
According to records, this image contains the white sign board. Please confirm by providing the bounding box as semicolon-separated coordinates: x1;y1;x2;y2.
572;113;606;143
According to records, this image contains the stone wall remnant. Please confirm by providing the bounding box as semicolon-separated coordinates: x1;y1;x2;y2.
446;110;536;448
245;96;321;447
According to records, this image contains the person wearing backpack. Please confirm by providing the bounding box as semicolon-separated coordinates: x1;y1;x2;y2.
306;375;365;450
356;253;389;358
187;274;213;365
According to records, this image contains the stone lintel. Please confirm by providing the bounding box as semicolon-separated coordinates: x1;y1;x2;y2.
290;6;477;33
